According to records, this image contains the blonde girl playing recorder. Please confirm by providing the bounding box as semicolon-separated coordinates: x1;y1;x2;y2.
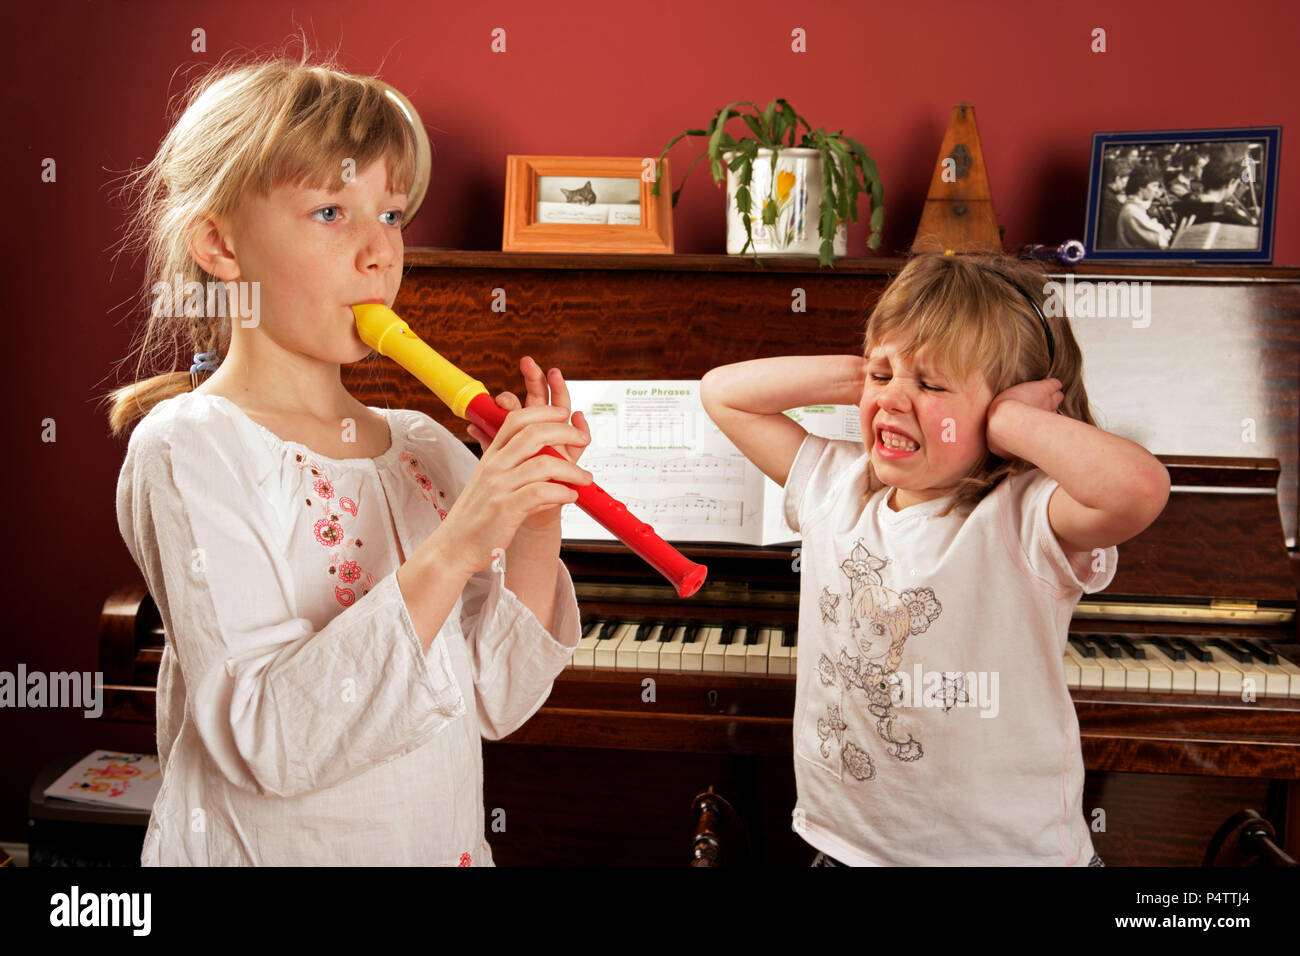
105;51;592;865
700;252;1169;866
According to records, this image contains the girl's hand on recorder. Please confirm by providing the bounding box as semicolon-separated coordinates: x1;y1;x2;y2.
452;358;592;553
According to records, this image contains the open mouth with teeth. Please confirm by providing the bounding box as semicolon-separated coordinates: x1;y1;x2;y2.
876;426;921;454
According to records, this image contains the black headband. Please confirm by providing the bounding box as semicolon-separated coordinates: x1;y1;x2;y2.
979;267;1056;367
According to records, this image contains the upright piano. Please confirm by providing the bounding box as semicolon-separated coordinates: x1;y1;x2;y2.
102;253;1300;865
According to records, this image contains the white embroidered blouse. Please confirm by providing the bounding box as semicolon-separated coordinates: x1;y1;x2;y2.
115;391;581;865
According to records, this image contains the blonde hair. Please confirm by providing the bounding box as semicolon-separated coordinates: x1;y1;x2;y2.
100;39;417;438
863;251;1098;517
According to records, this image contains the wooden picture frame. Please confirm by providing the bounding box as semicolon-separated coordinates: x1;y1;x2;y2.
503;155;674;254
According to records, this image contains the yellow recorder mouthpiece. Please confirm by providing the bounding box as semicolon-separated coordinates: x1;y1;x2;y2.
351;303;489;420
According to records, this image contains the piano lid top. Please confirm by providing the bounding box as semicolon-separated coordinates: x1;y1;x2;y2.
1104;456;1295;608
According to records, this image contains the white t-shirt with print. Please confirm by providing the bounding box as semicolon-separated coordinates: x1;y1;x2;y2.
783;435;1117;866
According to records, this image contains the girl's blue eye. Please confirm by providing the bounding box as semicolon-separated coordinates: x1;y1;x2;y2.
869;374;943;392
311;207;404;225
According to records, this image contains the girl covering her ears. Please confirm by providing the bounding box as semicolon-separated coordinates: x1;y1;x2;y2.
701;252;1170;866
104;51;592;865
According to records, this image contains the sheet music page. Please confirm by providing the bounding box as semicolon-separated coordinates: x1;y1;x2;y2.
760;404;863;545
562;382;862;547
562;381;766;544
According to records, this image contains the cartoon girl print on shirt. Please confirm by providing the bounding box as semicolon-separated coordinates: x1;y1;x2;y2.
802;540;942;782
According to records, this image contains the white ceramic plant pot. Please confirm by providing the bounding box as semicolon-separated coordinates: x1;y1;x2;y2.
724;147;848;257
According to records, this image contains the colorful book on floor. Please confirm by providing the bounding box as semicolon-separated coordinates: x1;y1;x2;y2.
42;750;161;812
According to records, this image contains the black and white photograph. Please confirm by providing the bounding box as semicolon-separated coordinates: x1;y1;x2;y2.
1084;127;1280;262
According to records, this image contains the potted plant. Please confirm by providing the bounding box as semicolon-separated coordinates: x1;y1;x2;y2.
653;98;884;267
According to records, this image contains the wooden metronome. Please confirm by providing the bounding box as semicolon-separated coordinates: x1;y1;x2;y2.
911;102;1003;253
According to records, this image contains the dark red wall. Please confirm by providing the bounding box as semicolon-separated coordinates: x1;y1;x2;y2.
2;0;1296;843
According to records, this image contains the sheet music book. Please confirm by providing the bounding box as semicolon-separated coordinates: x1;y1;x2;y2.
42;750;162;812
561;381;861;546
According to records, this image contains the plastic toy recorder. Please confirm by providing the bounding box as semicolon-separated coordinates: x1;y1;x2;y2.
352;303;708;598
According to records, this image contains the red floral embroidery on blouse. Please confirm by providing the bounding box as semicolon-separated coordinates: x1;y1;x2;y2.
458;852;471;867
292;455;377;609
337;560;362;584
399;452;448;519
313;516;345;547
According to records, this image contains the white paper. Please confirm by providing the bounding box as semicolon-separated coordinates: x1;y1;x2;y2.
562;381;860;547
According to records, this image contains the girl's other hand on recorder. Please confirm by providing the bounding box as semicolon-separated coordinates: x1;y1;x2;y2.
444;358;591;571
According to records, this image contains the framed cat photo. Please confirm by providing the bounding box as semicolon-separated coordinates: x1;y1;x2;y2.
1083;126;1280;262
503;155;674;254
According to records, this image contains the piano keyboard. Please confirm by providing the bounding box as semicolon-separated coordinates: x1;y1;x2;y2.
570;621;798;675
569;620;1300;697
1064;633;1300;698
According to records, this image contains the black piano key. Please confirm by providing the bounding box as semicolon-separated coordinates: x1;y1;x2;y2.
596;620;620;641
744;626;760;646
1085;635;1122;659
1209;638;1251;664
1146;636;1186;662
719;626;735;646
634;621;654;642
1238;639;1279;665
657;622;677;643
1068;637;1096;658
1175;638;1213;663
683;624;700;644
1113;635;1146;660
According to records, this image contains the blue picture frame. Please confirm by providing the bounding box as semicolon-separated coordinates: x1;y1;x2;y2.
1083;126;1280;263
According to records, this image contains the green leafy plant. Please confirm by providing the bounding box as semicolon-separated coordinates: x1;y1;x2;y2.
653;98;884;267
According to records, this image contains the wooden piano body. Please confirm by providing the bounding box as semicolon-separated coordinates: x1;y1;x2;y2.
103;253;1300;865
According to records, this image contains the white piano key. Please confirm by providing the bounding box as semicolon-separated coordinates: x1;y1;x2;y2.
1220;643;1289;698
768;629;792;675
1179;651;1220;695
746;628;771;674
660;625;687;672
1135;651;1173;693
1270;651;1300;698
572;620;605;668
681;626;706;672
1062;652;1080;689
594;622;636;669
1111;646;1149;692
616;622;648;670
1064;644;1103;690
701;626;728;674
637;624;666;672
1091;646;1127;691
1133;640;1197;694
1253;658;1293;698
1203;645;1247;698
1217;643;1276;698
724;627;750;674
